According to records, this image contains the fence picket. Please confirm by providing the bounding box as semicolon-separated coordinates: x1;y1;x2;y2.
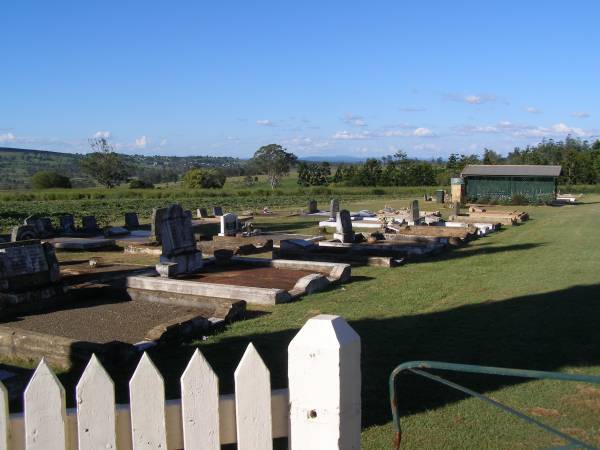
234;343;273;450
76;355;116;450
181;349;220;450
24;359;66;450
129;353;167;450
0;382;7;450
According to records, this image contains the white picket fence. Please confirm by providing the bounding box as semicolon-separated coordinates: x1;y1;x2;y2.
0;314;361;450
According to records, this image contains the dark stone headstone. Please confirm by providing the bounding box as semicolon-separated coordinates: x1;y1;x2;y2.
0;240;62;311
24;216;54;238
81;216;99;234
213;206;223;217
219;213;239;237
330;199;340;219
124;212;139;229
59;214;76;234
307;199;318;214
156;204;203;277
410;200;420;222
334;210;355;243
11;225;39;242
197;208;209;218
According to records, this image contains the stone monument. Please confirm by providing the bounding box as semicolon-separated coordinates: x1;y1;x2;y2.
410;200;420;223
59;214;76;234
307;200;318;214
218;213;239;237
81;216;100;234
213;206;224;217
151;207;166;243
197;207;209;219
156;204;203;277
124;212;140;229
334;210;355;243
10;225;38;242
0;240;63;314
330;199;340;220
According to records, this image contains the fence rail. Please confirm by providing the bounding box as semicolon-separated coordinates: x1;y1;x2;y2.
0;314;361;450
389;360;600;450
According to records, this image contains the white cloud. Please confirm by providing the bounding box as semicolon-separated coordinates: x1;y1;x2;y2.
93;130;111;139
446;93;498;105
525;106;541;114
0;132;16;143
413;127;435;137
571;111;590;118
134;136;147;148
331;130;372;140
341;113;367;127
256;119;275;127
456;121;593;139
159;138;168;146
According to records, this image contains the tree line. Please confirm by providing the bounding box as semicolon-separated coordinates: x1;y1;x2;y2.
27;136;600;189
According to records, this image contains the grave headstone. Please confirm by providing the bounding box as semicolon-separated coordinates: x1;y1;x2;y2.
213;206;223;217
24;216;54;238
10;225;39;242
307;199;318;214
197;208;209;219
330;199;340;220
151;208;166;243
410;200;420;223
0;240;62;312
452;202;461;217
103;226;130;237
156;204;203;277
59;214;76;234
334;210;355;243
124;212;140;229
219;213;239;237
81;216;100;234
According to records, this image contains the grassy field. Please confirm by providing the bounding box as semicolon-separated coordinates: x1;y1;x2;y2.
3;194;600;448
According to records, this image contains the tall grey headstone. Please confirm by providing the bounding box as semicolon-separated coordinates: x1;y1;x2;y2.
330;199;340;220
156;204;203;277
125;212;139;229
410;200;420;223
307;199;318;214
334;210;355;243
151;207;166;243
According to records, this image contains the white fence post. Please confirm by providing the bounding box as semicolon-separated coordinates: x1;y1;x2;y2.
24;359;67;450
0;382;7;450
288;314;361;450
76;354;116;450
235;343;273;450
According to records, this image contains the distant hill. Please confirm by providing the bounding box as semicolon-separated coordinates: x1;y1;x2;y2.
0;147;245;189
300;155;366;163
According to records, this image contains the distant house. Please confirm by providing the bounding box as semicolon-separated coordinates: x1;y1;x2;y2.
460;165;562;203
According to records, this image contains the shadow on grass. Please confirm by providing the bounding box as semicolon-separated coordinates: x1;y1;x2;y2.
411;242;545;263
5;283;600;448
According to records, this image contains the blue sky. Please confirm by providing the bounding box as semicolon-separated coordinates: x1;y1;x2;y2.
1;1;598;158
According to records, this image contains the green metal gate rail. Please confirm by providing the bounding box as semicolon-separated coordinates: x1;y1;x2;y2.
389;361;600;450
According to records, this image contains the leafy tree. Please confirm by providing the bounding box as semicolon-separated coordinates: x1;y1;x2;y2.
81;138;130;188
183;168;227;189
297;161;331;186
483;148;502;165
251;144;297;189
31;171;72;189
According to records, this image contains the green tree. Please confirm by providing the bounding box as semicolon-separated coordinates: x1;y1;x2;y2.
81;138;130;188
483;148;502;165
31;171;72;189
183;168;227;189
251;144;297;189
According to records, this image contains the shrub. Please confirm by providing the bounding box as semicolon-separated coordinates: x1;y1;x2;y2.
31;171;72;189
510;194;529;205
129;179;154;189
183;168;226;189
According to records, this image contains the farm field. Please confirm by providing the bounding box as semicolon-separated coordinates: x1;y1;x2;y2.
2;194;600;449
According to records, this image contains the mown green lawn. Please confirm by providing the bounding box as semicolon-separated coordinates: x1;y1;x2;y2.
5;195;600;449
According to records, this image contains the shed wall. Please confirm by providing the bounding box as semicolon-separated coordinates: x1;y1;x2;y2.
464;176;556;202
